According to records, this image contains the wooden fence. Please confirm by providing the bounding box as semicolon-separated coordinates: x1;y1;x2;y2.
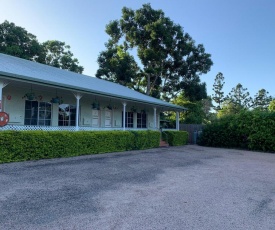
180;124;204;144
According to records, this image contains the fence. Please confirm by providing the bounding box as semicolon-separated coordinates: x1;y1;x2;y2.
180;124;204;144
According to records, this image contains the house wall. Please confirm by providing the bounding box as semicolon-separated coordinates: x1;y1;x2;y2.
2;84;160;129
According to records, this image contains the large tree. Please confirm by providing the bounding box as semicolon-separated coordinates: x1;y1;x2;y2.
212;72;225;112
252;89;273;111
0;20;83;73
42;40;84;73
226;83;252;111
0;20;43;62
96;4;212;100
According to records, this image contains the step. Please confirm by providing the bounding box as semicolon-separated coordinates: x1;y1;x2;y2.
159;140;169;147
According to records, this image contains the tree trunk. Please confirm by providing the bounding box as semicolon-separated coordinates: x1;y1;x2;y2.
146;75;151;95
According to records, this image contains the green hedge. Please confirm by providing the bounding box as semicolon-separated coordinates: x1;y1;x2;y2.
197;110;275;152
162;131;189;146
0;130;160;163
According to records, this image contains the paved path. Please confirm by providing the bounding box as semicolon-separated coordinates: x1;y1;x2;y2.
0;145;275;230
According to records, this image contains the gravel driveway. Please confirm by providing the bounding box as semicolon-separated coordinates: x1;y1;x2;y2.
0;145;275;230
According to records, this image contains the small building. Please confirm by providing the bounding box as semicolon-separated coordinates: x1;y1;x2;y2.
0;54;185;131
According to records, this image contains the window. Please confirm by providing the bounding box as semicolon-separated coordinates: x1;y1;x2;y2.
137;113;147;128
58;104;76;126
122;112;133;128
24;101;51;126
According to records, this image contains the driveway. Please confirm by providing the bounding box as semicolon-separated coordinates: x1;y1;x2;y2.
0;145;275;230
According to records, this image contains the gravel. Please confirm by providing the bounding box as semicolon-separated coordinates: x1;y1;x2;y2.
0;145;274;230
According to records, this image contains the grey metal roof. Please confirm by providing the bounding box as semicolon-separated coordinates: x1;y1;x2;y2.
0;53;185;110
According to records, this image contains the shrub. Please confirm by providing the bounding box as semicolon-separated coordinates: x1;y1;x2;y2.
162;131;189;146
197;110;275;152
131;130;160;150
0;130;161;163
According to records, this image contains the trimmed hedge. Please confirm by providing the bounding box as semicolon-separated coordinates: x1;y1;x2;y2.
197;110;275;152
0;130;160;163
162;131;189;146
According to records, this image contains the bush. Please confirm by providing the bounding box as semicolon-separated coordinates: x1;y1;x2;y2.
162;131;189;146
0;130;161;163
197;110;275;152
131;130;160;150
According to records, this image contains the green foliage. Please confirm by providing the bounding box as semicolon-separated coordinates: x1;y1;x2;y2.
225;83;252;110
197;110;275;152
98;4;212;100
0;20;43;61
0;130;160;163
212;72;225;112
269;100;275;112
96;42;140;88
131;130;160;150
0;20;83;73
252;89;273;111
171;93;213;124
162;131;188;146
42;40;84;73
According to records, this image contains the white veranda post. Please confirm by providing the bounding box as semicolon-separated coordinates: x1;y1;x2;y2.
73;93;82;131
123;102;127;131
153;107;157;129
176;111;180;131
0;81;8;112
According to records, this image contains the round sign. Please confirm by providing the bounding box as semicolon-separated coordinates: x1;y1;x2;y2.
0;112;9;127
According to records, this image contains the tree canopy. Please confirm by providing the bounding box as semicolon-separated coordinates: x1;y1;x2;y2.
96;4;213;101
252;89;273;111
0;20;83;73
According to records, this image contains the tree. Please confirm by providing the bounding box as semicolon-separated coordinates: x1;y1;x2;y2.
0;20;43;62
212;72;225;112
217;100;243;118
252;89;273;111
169;93;213;124
42;40;84;73
97;4;213;100
268;99;275;112
226;83;252;111
0;20;84;73
96;42;140;89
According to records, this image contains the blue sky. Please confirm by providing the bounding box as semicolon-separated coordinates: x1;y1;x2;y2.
1;0;274;98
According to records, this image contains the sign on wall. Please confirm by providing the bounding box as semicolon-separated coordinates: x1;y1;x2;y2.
0;112;9;127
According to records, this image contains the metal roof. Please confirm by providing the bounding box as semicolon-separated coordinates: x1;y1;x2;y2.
0;53;185;110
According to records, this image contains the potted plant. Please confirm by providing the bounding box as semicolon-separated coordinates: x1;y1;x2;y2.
22;92;36;100
50;96;63;104
107;104;113;110
92;102;100;110
131;106;137;113
140;109;146;114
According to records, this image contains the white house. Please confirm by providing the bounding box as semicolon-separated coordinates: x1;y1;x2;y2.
0;53;186;131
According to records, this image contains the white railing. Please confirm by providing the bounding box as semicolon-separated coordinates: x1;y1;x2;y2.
0;125;156;132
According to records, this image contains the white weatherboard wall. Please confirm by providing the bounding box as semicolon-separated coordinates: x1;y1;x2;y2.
2;83;160;129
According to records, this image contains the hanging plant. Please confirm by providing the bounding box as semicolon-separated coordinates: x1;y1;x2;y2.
131;106;137;113
22;92;36;101
92;102;100;110
107;104;113;110
50;96;63;104
140;109;147;114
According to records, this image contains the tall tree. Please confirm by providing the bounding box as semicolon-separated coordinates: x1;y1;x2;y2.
252;89;273;111
42;40;84;73
226;83;252;111
0;20;43;62
0;20;84;73
97;4;212;100
212;72;225;112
